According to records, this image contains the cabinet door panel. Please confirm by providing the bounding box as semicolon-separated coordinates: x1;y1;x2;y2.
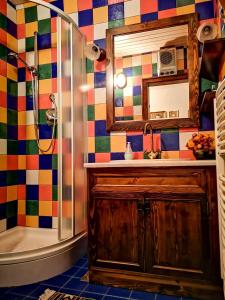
89;194;145;271
145;197;209;278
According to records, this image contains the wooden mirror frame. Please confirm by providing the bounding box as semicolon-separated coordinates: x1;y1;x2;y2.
106;13;199;131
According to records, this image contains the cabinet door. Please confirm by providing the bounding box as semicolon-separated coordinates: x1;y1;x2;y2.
89;193;145;271
145;195;210;279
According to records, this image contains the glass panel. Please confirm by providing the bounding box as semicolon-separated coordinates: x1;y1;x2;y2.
58;17;73;240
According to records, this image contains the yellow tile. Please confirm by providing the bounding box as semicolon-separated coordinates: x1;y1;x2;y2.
161;151;180;159
88;137;95;153
95;103;106;120
39;201;52;216
111;135;126;152
0;108;7;123
123;57;132;68
93;6;108;24
87;74;94;88
115;107;123;117
39;79;52;94
18;200;26;215
7;185;17;202
0;155;7;171
39;49;51;65
23;2;36;7
176;4;195;15
7;63;17;81
125;16;140;25
0;76;7;92
133;115;142;120
177;59;184;70
25;21;38;38
7;34;17;53
38;140;56;154
26;216;39;227
18;155;26;170
51;32;57;48
17;9;25;24
26;125;36;140
142;53;152;65
18;111;26;125
63;0;77;13
39;170;52;185
124;96;133;107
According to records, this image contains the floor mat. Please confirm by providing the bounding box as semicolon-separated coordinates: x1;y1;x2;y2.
39;288;94;300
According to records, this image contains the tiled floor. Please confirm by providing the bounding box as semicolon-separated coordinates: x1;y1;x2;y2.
0;256;194;300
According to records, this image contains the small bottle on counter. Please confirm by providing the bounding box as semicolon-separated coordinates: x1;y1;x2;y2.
124;142;133;160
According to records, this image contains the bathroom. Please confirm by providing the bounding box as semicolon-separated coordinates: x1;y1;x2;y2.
0;0;224;299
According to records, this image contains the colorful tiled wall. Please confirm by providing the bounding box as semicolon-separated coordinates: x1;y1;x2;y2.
0;1;18;233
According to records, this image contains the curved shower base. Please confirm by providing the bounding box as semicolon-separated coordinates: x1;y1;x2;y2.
0;227;87;287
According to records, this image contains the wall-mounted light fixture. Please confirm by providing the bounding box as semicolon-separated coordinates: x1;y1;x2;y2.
115;72;127;89
84;43;106;62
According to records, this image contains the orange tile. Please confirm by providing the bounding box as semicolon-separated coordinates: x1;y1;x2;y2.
39;185;52;201
158;8;177;19
0;155;7;170
7;155;18;170
77;0;92;11
18;125;26;140
140;0;158;13
52;201;58;217
17;24;25;39
18;155;26;170
95;153;110;162
88;121;95;137
7;185;17;201
179;150;195;160
39;94;52;109
80;25;94;42
18;184;26;200
0;187;7;203
26;155;39;170
18;214;26;226
26;216;38;227
39;201;52;216
0;58;6;77
51;17;57;33
0;91;7;108
87;89;94;104
18;96;26;111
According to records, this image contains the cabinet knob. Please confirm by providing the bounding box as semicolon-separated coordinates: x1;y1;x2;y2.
137;200;144;213
144;200;151;214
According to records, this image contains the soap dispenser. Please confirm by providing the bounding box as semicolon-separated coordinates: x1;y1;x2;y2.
124;142;133;160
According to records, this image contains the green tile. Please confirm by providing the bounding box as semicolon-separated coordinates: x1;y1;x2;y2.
7;171;18;185
152;63;158;76
6;201;17;218
26;140;39;154
108;19;124;29
95;136;110;153
133;95;141;106
38;18;51;34
86;59;94;73
176;0;194;6
0;123;7;139
7;79;17;97
161;128;179;133
26;81;33;96
132;66;142;76
38;109;47;124
26;200;38;215
0;44;7;61
52;154;58;170
0;13;7;30
26;36;34;52
88;105;95;121
7;140;18;155
7;109;17;126
201;78;217;93
115;88;123;98
25;6;37;23
39;64;52;80
123;116;133;120
52;185;58;201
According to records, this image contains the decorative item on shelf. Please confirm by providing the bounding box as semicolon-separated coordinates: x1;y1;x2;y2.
144;149;161;159
149;111;167;119
186;132;215;160
196;23;218;43
124;142;133;160
84;43;106;62
169;110;179;118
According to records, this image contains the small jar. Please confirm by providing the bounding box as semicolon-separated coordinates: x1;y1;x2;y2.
124;142;133;160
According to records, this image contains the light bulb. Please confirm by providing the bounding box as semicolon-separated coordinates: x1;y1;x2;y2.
115;72;127;89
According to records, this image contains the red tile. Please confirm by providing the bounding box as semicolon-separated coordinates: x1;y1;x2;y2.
115;58;123;69
39;94;52;109
0;187;7;203
140;0;158;14
52;78;57;93
7;155;18;170
26;155;39;170
142;64;152;75
132;152;144;159
124;106;133;116
88;121;95;137
52;201;58;217
179;150;195;160
179;127;199;133
158;8;176;19
51;17;57;33
0;1;7;16
18;96;26;111
87;89;94;104
127;131;143;136
39;185;52;201
94;60;106;72
143;133;161;152
0;60;7;77
51;48;57;62
77;0;92;11
18;53;26;68
80;25;94;42
18;125;26;140
18;185;26;200
95;153;110;162
17;24;25;39
0;29;7;45
0;91;6;108
18;214;26;226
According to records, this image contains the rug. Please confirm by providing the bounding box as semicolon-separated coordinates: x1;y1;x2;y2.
39;288;94;300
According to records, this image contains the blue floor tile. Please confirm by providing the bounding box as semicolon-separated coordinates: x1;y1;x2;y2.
29;285;59;297
85;283;108;294
131;290;156;300
63;278;88;291
7;283;39;296
41;274;70;287
156;294;181;300
74;268;88;278
62;266;80;277
107;287;131;298
80;291;104;299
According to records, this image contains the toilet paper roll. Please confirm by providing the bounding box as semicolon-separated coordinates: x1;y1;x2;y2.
196;23;218;43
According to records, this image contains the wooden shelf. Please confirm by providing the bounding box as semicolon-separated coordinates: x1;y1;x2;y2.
199;90;216;113
200;38;225;82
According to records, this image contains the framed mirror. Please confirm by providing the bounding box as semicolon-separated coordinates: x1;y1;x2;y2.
106;13;199;131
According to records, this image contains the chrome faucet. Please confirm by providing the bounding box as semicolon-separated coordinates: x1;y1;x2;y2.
143;122;160;159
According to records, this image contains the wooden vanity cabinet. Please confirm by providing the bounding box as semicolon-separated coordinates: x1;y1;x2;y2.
87;167;222;299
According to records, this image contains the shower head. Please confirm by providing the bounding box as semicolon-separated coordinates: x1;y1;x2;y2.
8;52;38;76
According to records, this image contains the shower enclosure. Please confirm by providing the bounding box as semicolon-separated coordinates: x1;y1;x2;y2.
0;0;87;286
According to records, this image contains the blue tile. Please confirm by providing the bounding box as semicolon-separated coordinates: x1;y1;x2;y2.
58;287;81;295
200;113;214;130
93;0;107;8
7;19;17;38
30;285;60;297
94;72;106;88
108;3;124;21
95;120;109;137
0;203;6;220
52;169;57;185
124;67;133;77
85;283;108;294
17;170;26;184
107;287;131;298
111;152;124;160
50;0;64;17
7;215;17;229
80;291;103;300
133;86;141;96
18;140;26;155
0;172;7;187
26;185;39;200
38;33;51;50
62;266;80;277
141;12;158;22
52;63;57;78
26;95;34;110
115;97;123;107
88;153;95;163
18;68;26;82
103;296;125;300
158;0;176;10
78;9;93;27
131;290;155;300
39;154;52;169
7;125;17;140
63;278;88;291
74;268;87;278
42;274;69;287
161;132;179;151
94;39;106;50
7;95;17;110
157;294;181;300
39;216;52;228
7;283;39;296
2;294;24;300
39;124;53;139
127;135;143;152
195;1;214;20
